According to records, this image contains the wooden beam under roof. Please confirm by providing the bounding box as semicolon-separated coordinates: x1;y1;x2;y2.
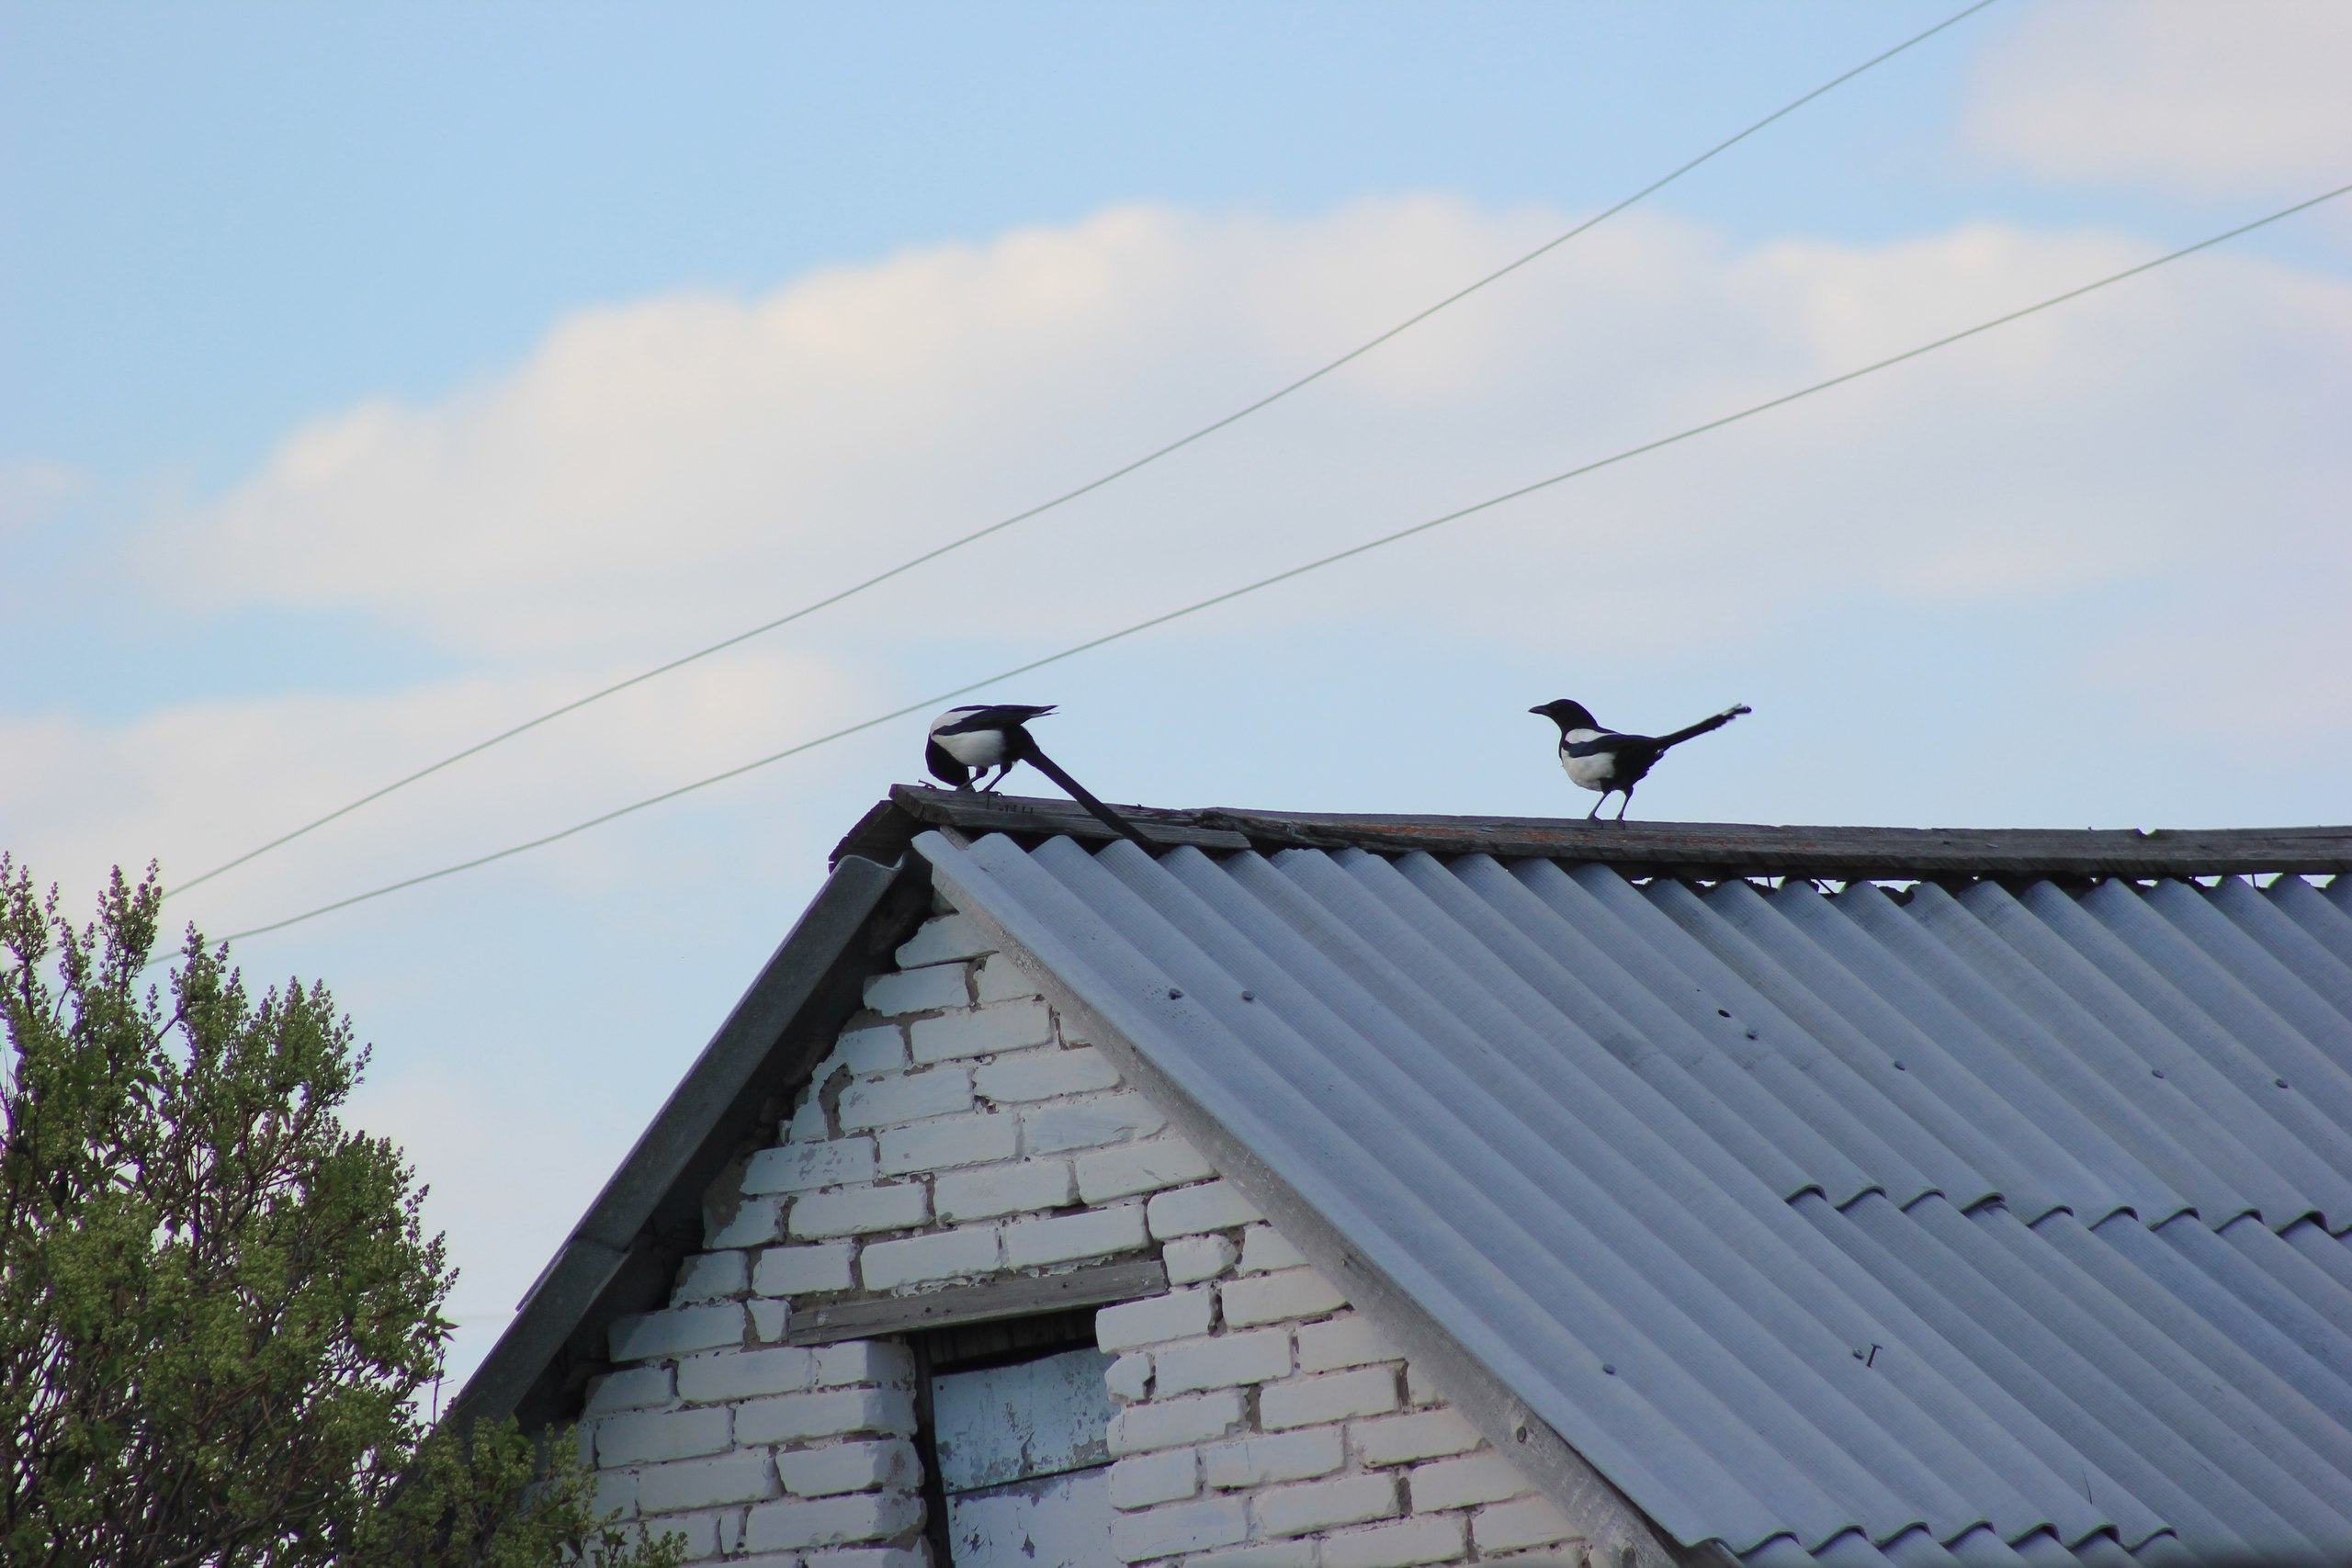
838;785;2352;881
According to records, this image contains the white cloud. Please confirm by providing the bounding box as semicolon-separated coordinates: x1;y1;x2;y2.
0;647;873;938
150;199;2351;687
1966;0;2352;196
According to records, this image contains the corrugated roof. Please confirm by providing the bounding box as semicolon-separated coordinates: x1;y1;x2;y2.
917;828;2352;1566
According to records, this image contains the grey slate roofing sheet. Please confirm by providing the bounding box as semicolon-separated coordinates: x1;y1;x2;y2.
916;829;2352;1565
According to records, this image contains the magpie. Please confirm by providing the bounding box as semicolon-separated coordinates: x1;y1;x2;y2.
1529;698;1751;820
925;705;1155;849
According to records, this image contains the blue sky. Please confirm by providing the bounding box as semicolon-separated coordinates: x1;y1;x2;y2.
6;0;2347;1385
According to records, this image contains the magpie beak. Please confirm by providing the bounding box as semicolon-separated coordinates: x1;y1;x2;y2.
1529;698;1750;820
925;705;1154;849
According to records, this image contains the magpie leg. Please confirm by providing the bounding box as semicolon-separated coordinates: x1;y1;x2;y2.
1587;795;1604;821
1617;790;1633;821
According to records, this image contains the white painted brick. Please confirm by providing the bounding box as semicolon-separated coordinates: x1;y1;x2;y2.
815;1339;917;1387
755;1242;857;1295
677;1346;815;1404
1473;1495;1580;1553
642;1513;719;1561
744;1138;879;1194
1322;1513;1469;1568
789;1183;929;1239
674;1249;748;1303
779;1437;922;1496
837;1024;908;1076
1107;1448;1198;1509
1203;1427;1344;1489
862;965;967;1016
1148;1180;1262;1238
1297;1314;1400;1374
801;1551;927;1568
1023;1091;1168;1155
839;1068;974;1132
1097;1288;1216;1351
708;1193;786;1249
1002;1203;1148;1268
1353;1409;1485;1466
1238;1224;1308;1272
877;1111;1018;1174
609;1303;743;1363
935;1158;1075;1222
1257;1472;1401;1537
1106;1389;1246;1455
735;1384;916;1444
583;1364;673;1415
910;1001;1055;1065
897;913;993;967
1075;1134;1218;1202
1153;1327;1292;1393
637;1448;778;1512
743;1488;923;1552
787;1095;831;1143
1221;1267;1347;1327
596;1405;731;1466
1412;1450;1534;1511
750;1298;789;1342
974;953;1040;1002
975;1045;1122;1103
1163;1233;1239;1285
1106;1351;1151;1403
1261;1367;1401;1429
1407;1361;1446;1407
1187;1544;1317;1568
1110;1495;1249;1562
860;1224;1001;1290
592;1467;636;1519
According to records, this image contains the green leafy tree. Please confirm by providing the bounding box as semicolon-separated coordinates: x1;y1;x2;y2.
0;858;682;1568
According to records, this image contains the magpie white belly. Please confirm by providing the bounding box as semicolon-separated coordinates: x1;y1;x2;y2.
1559;730;1616;792
935;728;1009;769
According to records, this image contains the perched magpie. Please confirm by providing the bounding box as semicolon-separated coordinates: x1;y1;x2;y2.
1529;698;1751;820
925;705;1154;849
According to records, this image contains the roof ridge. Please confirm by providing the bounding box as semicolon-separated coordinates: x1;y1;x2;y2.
834;786;2352;880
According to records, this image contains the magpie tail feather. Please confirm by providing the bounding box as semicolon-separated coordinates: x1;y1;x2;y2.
1019;745;1157;852
1655;703;1753;750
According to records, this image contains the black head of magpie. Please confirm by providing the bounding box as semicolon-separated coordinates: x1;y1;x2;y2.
1530;697;1750;820
922;703;1155;850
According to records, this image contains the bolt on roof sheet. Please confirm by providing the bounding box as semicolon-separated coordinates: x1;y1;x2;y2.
917;829;2352;1564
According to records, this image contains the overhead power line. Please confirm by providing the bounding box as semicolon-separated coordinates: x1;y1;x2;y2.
165;0;1999;902
184;178;2351;955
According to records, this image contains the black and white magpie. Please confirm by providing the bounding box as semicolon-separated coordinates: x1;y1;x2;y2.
925;704;1154;849
1529;697;1751;820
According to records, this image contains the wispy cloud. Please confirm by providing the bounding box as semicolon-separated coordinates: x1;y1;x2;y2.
1967;0;2352;197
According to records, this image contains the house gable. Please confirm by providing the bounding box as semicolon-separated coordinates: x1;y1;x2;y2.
579;895;1611;1566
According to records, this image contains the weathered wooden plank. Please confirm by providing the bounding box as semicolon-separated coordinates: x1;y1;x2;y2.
876;786;2352;877
1194;812;2352;878
888;785;1253;851
784;1258;1170;1345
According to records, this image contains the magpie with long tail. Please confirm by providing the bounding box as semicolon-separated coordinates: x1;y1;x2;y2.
1529;697;1751;820
925;705;1155;850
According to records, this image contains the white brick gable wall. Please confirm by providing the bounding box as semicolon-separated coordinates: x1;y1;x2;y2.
579;903;1589;1568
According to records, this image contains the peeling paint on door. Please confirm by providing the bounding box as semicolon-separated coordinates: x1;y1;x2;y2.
932;1347;1118;1566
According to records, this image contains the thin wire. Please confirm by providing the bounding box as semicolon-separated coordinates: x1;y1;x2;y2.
183;179;2350;955
165;0;2000;901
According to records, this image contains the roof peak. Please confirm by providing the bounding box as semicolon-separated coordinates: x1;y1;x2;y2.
832;784;2352;882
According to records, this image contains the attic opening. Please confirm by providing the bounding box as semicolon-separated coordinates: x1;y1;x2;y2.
907;1308;1118;1568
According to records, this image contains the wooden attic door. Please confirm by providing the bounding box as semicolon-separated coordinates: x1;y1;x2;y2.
925;1337;1120;1565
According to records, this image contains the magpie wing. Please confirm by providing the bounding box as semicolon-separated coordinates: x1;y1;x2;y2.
934;704;1057;736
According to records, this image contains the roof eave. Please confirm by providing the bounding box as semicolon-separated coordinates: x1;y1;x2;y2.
447;849;928;1433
